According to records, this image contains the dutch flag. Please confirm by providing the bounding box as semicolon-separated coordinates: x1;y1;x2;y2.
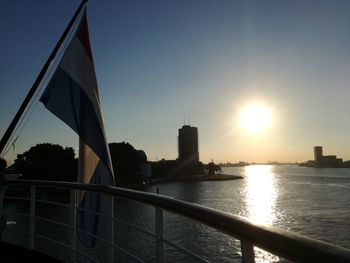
40;9;115;248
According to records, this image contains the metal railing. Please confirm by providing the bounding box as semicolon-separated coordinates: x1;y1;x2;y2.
1;179;350;263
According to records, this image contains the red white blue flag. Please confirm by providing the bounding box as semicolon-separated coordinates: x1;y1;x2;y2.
40;10;115;247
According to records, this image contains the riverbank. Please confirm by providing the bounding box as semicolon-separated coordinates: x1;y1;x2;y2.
123;174;243;190
155;174;243;183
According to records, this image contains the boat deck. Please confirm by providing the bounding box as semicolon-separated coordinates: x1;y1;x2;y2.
0;242;61;262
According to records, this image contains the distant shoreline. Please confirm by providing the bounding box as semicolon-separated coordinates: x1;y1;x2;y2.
220;163;298;167
150;174;243;185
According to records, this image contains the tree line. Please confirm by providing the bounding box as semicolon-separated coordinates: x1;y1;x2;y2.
1;142;147;187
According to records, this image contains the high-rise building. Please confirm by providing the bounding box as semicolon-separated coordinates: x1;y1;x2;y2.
178;125;199;163
314;146;323;164
312;146;343;167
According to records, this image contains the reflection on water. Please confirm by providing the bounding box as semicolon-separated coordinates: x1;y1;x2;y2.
244;165;277;225
243;165;280;263
4;165;350;262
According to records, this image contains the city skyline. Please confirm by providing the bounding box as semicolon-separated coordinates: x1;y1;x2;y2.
2;0;350;164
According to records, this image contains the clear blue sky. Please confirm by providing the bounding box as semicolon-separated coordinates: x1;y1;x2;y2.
1;0;350;164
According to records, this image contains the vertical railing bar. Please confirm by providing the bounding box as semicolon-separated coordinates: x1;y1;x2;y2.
29;185;36;250
0;185;4;216
155;186;165;263
0;185;5;234
240;239;255;263
155;206;165;263
106;194;114;263
70;189;77;263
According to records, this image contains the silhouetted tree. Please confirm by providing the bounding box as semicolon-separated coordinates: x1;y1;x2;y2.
206;161;222;175
109;142;147;187
14;143;77;181
0;158;7;172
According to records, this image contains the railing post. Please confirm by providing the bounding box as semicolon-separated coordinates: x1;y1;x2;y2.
155;187;165;263
70;189;77;263
0;185;4;217
0;185;5;236
155;206;165;263
240;239;255;263
106;194;114;263
29;185;36;250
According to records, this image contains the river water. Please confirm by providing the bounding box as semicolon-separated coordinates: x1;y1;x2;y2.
2;165;350;262
141;165;350;262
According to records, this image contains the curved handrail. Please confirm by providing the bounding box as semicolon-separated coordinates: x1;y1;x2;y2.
4;179;350;263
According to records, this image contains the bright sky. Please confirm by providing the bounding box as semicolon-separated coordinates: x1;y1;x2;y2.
1;0;350;164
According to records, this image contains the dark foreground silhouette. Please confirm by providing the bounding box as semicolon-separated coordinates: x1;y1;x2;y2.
0;242;61;262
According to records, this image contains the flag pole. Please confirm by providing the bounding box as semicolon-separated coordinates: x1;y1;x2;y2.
0;0;88;156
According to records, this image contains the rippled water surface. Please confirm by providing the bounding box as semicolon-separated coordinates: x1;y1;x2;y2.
3;165;350;262
145;165;350;262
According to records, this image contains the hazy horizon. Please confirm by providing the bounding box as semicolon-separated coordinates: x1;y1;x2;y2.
2;0;350;164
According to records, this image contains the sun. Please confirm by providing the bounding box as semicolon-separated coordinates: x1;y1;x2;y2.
239;103;271;134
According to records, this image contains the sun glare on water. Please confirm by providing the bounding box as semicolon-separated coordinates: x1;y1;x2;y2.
239;103;272;134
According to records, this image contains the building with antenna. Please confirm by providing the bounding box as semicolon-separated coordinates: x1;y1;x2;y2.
151;124;203;179
178;125;199;163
